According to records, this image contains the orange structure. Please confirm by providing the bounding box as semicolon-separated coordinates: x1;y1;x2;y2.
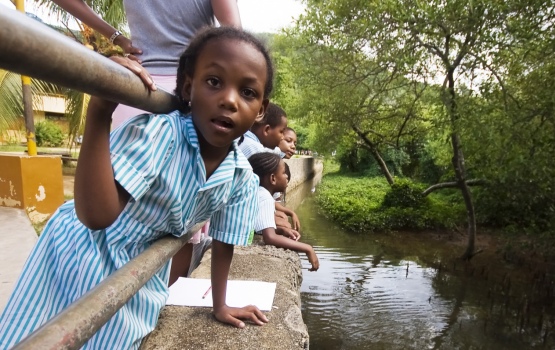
0;154;64;218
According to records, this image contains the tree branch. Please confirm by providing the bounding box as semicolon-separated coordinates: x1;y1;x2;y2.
422;179;487;196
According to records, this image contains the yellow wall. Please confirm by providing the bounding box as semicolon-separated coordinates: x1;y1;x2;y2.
0;154;64;219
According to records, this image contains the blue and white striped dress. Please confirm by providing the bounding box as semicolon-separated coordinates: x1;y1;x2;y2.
0;111;258;350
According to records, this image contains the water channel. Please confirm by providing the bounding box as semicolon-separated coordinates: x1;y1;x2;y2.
285;175;555;350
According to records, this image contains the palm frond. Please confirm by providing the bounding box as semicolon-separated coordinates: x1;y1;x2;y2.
0;69;69;133
64;89;89;150
36;0;127;33
0;70;24;131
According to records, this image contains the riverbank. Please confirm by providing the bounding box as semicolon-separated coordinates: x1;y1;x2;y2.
295;193;555;349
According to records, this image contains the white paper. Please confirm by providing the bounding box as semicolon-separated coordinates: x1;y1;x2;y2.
166;278;277;311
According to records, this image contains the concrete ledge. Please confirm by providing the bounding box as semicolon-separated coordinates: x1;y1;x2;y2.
0;207;38;311
284;157;322;192
140;245;308;350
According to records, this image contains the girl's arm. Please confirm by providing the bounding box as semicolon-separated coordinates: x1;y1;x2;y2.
51;0;142;57
74;97;130;230
261;228;319;271
211;0;242;27
211;239;268;327
275;202;301;231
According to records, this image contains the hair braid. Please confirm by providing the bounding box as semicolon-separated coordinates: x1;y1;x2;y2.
248;152;282;180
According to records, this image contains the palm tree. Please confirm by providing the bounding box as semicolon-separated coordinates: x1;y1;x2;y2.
0;1;127;149
0;69;60;143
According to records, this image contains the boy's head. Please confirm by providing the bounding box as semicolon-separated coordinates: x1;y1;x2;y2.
175;27;274;150
251;102;287;149
279;127;297;159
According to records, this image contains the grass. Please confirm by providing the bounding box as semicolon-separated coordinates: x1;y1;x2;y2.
316;170;466;234
0;144;79;158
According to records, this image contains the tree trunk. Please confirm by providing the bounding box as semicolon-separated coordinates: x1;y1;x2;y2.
445;71;477;261
352;125;395;185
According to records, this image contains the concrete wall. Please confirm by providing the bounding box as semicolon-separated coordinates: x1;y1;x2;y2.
0;153;64;222
284;156;322;192
141;157;323;350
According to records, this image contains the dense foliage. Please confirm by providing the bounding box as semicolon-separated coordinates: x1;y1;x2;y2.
35;120;64;147
268;0;555;252
316;170;464;233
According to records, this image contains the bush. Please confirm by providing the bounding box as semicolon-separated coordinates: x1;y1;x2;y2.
35;120;64;147
381;179;426;208
316;174;465;233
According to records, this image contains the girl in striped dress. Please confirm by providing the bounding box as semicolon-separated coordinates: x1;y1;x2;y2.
0;26;273;349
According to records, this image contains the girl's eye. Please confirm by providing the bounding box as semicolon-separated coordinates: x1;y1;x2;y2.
207;77;220;87
241;88;257;98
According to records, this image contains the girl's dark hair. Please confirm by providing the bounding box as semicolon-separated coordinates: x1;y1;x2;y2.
248;152;281;180
284;127;296;134
284;161;291;183
175;26;274;112
253;102;286;130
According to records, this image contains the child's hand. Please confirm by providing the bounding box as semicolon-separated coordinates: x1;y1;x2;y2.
109;56;156;91
290;212;301;231
213;304;268;328
276;226;300;241
87;96;119;118
306;248;320;271
113;35;143;63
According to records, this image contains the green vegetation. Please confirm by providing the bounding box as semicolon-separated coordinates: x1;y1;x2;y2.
317;167;464;233
266;0;555;258
35;120;64;147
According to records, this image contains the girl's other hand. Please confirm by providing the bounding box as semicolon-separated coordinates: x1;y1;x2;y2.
275;227;300;241
290;213;301;231
113;35;143;63
109;56;156;91
213;304;268;328
87;96;119;118
306;248;319;271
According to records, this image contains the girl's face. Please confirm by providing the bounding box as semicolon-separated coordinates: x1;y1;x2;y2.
279;130;297;159
273;160;289;192
181;39;269;155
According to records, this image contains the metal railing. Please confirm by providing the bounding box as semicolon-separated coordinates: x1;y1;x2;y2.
0;8;196;350
12;225;203;350
0;8;180;113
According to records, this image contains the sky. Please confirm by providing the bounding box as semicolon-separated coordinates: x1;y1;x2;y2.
0;0;305;33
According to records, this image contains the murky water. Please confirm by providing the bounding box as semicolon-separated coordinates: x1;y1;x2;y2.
285;177;555;350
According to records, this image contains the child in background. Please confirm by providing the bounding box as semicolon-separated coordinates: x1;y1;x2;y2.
279;127;297;159
0;27;272;349
239;102;287;159
249;152;319;271
239;103;301;233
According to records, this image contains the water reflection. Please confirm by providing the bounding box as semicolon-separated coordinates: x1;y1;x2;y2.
284;181;555;350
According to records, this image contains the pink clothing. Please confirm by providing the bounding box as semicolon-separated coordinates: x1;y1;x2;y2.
111;75;177;130
190;222;210;244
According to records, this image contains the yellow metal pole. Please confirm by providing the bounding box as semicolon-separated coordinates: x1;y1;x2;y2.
15;0;37;156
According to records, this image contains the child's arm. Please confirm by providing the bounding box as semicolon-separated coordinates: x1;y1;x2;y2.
212;0;242;28
261;228;319;271
74;58;157;229
275;202;301;231
74;98;130;230
211;239;268;328
51;0;142;58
